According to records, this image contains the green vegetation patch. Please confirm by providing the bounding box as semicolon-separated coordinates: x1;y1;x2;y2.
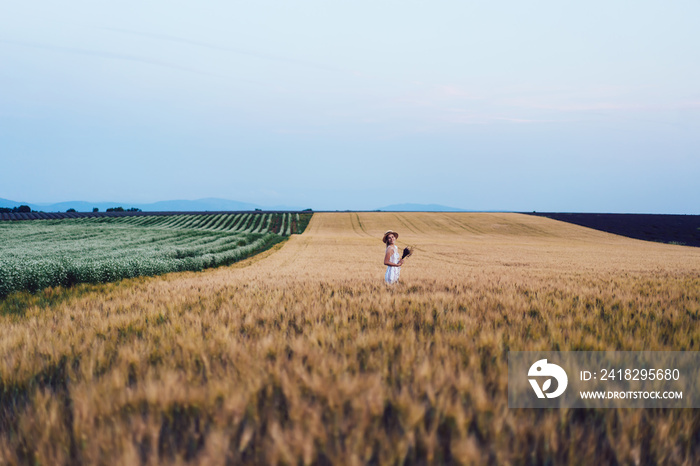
0;212;312;298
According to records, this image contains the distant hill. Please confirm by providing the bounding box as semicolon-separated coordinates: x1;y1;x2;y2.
378;203;470;212
139;198;262;212
0;198;46;211
0;198;30;208
0;197;305;212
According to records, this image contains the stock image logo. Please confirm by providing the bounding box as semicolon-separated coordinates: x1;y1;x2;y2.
528;359;568;399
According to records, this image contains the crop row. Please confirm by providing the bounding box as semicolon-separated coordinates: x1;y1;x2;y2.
0;213;312;297
65;212;308;234
0;210;313;221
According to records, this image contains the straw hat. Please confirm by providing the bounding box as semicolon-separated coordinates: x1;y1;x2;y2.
382;230;399;244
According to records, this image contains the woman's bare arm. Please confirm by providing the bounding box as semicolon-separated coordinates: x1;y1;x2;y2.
384;247;404;267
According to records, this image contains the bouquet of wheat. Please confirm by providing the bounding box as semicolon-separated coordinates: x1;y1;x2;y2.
401;246;414;260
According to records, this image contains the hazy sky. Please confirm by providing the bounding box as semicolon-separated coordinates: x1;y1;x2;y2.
1;1;698;212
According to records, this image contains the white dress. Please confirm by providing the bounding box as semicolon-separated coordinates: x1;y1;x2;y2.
385;245;401;284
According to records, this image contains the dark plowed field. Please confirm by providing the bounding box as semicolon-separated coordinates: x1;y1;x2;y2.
528;212;700;247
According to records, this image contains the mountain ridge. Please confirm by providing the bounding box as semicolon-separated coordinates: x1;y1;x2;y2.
377;203;470;212
0;197;305;212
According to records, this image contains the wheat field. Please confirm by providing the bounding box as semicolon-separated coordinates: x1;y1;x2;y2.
1;212;699;465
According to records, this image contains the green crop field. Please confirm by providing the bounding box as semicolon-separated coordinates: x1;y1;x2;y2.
0;213;312;298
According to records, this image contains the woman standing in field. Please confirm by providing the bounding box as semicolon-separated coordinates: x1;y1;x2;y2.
383;230;404;284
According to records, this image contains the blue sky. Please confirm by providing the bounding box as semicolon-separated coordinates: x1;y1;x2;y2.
1;1;699;212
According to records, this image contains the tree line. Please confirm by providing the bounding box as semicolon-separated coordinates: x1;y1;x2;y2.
1;206;142;213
